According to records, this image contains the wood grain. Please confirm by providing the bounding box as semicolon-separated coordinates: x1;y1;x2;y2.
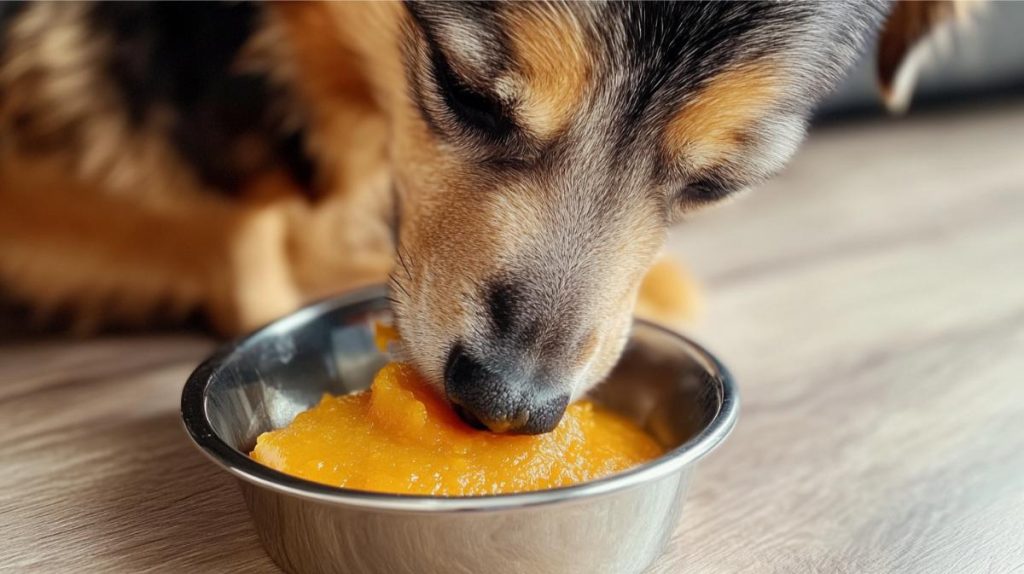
658;101;1024;574
2;101;1024;573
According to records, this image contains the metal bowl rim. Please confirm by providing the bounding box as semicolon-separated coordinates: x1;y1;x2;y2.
181;285;739;512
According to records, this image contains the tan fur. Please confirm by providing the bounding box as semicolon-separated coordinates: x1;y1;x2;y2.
259;3;398;302
0;155;404;334
634;256;702;330
0;1;688;404
0;3;203;201
265;3;394;190
0;2;401;334
298;4;668;392
0;0;696;405
380;44;668;392
389;104;509;383
301;5;522;384
0;3;300;334
508;6;591;139
664;63;784;172
0;153;302;333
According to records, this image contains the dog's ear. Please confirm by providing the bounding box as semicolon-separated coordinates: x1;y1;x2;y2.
876;0;983;113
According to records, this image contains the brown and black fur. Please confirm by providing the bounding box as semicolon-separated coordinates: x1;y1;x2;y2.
0;1;975;432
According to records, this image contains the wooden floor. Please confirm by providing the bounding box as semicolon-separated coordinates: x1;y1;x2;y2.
3;101;1023;573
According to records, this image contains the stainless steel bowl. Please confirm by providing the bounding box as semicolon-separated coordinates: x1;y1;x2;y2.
182;286;738;574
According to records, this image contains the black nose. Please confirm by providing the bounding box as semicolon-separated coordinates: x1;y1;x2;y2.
444;344;569;435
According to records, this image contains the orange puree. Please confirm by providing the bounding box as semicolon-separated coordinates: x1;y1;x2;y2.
251;363;664;496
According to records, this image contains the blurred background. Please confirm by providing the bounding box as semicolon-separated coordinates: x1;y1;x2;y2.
662;9;1024;568
821;1;1024;117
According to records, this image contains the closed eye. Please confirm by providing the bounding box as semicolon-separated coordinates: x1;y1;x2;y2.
678;175;738;208
430;47;516;142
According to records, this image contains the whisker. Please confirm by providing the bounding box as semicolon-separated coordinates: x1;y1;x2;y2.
388;272;411;298
396;245;412;279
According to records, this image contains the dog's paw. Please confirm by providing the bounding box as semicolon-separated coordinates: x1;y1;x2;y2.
634;257;701;330
206;203;303;336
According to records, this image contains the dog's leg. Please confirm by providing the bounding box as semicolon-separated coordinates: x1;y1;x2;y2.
284;176;395;303
207;198;303;335
0;162;302;335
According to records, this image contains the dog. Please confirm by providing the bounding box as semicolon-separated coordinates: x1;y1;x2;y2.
0;1;974;433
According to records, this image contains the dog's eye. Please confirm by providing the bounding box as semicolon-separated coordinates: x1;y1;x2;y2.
679;176;735;206
431;49;514;141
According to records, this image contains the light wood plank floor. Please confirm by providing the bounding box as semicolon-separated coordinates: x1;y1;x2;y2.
2;101;1023;573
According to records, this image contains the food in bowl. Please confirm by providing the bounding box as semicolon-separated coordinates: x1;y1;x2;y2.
183;290;738;574
250;360;664;496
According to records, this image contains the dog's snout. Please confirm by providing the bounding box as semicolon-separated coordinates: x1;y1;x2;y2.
444;344;569;435
486;281;522;337
484;279;579;356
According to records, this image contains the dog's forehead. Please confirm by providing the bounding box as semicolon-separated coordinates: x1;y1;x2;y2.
405;1;508;78
409;1;885;199
410;2;865;91
412;2;884;133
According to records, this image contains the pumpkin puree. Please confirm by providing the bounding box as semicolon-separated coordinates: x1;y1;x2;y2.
251;360;663;496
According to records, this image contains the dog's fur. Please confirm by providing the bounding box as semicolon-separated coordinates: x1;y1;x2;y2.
0;1;973;432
